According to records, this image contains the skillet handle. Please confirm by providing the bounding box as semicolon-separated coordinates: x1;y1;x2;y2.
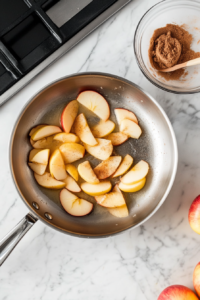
0;213;37;266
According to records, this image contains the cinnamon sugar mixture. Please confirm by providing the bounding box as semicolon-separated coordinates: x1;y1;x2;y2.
149;24;200;80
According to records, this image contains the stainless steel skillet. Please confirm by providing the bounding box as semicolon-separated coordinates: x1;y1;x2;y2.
0;72;178;265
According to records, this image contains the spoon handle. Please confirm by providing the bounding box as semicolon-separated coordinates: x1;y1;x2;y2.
186;57;200;67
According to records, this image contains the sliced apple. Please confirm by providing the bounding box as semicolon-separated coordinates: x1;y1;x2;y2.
74;113;97;146
30;149;50;165
77;90;110;121
54;133;79;143
84;138;113;160
106;132;128;146
78;161;99;184
65;164;79;181
32;135;63;153
49;149;67;180
95;190;125;208
28;162;47;175
81;181;112;196
59;143;85;163
115;108;138;124
112;154;133;178
63;174;81;192
60;189;93;216
29;125;45;136
61;100;79;133
108;205;129;218
121;160;149;185
91;120;115;138
34;172;65;189
94;156;122;179
120;119;142;139
119;177;146;192
107;185;128;217
31;125;62;141
29;149;41;161
30;138;35;147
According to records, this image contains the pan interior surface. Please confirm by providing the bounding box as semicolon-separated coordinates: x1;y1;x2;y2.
10;74;177;237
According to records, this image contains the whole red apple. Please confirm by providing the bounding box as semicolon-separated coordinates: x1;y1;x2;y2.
157;285;198;300
193;262;200;297
188;195;200;234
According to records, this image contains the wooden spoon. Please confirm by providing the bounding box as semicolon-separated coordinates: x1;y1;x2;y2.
160;57;200;72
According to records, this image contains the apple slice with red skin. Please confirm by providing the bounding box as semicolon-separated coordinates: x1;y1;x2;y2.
188;195;200;234
193;262;200;297
114;108;138;124
60;189;93;217
77;90;110;121
61;100;79;133
157;285;198;300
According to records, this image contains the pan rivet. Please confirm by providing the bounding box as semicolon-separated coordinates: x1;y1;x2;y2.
32;202;39;210
44;213;53;220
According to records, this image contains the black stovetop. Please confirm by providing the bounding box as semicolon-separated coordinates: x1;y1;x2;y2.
0;0;131;105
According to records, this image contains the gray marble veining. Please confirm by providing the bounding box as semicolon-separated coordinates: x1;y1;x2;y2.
1;0;200;299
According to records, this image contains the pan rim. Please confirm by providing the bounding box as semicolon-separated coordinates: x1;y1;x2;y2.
9;71;178;238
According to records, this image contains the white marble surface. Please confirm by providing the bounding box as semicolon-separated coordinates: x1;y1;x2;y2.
1;0;200;299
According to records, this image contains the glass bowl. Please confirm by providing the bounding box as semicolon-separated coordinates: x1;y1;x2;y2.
134;0;200;94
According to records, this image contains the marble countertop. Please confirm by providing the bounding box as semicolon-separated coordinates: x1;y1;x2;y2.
1;0;200;299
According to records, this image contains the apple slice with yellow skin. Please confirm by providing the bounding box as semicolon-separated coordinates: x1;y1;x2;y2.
121;160;149;185
91;120;115;138
63;174;81;192
65;164;79;181
119;177;146;192
84;138;113;160
29;149;41;161
54;133;79;143
29;125;45;137
107;185;128;217
81;181;112;196
60;189;93;216
30;149;50;165
115;108;138;124
193;262;200;297
112;154;133;178
32;135;63;153
31;125;62;141
49;149;67;180
61;100;79;133
94;156;122;179
120;119;142;139
78;161;99;184
28;162;47;175
77;91;110;121
59;143;85;163
106;132;128;146
34;172;65;189
157;285;199;300
74;113;97;146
